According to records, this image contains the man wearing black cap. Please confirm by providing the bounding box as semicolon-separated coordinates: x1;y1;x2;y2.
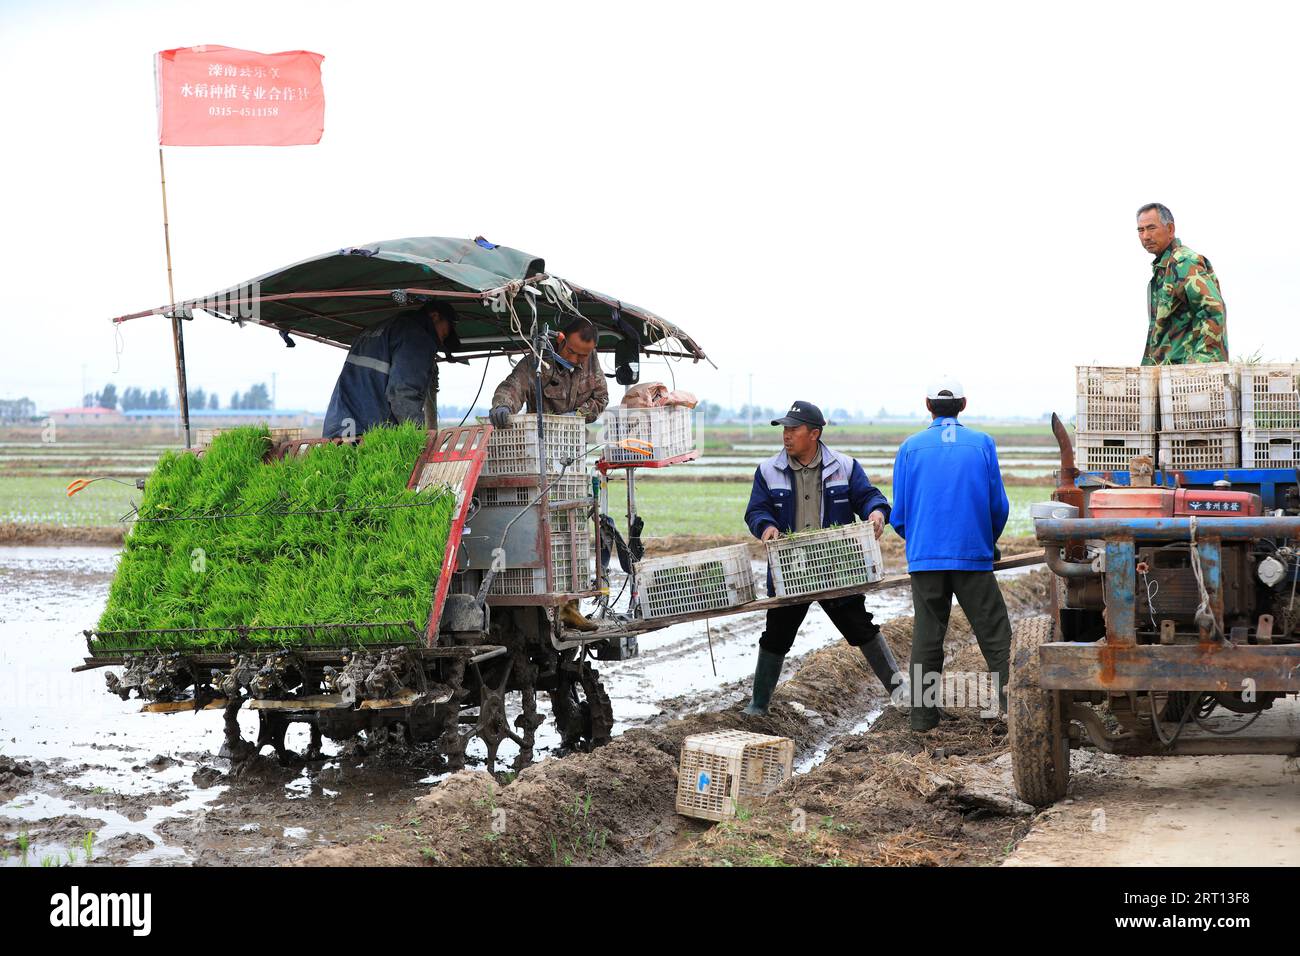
741;401;902;715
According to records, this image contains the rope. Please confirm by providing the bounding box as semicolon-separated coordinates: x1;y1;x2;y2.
1140;569;1160;631
1187;516;1218;638
1287;542;1298;625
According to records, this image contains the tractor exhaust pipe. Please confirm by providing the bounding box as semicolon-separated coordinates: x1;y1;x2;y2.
1049;411;1087;561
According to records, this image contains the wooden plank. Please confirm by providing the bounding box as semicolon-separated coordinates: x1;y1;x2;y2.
358;689;444;709
140;698;228;714
248;694;348;711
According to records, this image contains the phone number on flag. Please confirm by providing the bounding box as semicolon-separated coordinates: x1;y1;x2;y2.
206;106;282;118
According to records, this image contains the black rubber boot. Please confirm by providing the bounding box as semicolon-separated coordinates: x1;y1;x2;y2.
858;632;902;692
742;649;784;716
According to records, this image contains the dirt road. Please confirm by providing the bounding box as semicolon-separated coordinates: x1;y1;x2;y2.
1005;700;1300;866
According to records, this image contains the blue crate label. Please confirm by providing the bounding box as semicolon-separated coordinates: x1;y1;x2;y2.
696;771;712;793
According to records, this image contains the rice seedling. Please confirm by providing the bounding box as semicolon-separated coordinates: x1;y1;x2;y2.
94;424;455;651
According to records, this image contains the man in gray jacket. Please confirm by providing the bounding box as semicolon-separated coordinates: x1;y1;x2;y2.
323;301;456;438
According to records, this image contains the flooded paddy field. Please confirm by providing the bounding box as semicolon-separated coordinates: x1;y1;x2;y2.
0;543;1047;867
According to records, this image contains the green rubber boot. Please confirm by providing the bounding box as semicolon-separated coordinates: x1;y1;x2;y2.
742;649;785;716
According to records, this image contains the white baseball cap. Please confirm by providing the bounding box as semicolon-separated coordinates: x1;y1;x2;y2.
927;376;966;400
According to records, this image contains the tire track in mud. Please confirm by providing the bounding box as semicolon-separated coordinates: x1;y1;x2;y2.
297;571;1053;867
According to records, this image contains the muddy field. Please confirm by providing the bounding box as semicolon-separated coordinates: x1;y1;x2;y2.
0;540;1058;867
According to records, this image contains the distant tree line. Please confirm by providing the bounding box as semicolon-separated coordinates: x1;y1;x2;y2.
81;382;273;411
0;397;37;423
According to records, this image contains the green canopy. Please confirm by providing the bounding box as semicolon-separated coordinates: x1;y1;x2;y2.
113;236;707;363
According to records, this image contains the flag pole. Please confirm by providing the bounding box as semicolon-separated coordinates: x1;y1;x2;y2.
158;146;192;448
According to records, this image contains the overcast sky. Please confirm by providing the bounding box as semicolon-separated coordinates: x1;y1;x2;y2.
3;1;1298;421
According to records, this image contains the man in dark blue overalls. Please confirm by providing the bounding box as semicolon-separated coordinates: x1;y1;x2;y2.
322;301;457;438
742;401;903;715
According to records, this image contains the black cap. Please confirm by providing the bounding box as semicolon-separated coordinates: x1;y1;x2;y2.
771;401;826;428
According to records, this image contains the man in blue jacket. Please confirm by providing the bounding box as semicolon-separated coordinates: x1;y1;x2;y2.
741;401;901;716
889;378;1012;731
322;301;457;439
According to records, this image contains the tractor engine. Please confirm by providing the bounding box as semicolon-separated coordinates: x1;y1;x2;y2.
1058;486;1298;645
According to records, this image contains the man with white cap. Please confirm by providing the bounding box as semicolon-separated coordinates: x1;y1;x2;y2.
888;377;1012;731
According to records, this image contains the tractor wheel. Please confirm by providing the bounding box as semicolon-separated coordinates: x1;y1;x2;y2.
1009;614;1070;806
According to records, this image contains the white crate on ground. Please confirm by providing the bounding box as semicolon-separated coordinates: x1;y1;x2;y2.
1073;432;1158;473
765;521;883;599
1075;366;1160;433
600;405;695;464
635;544;756;620
1240;363;1300;431
1241;428;1300;469
1159;430;1240;471
479;414;587;476
676;730;794;822
1159;362;1240;431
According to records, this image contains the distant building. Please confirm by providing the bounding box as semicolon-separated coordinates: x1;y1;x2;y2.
47;406;126;425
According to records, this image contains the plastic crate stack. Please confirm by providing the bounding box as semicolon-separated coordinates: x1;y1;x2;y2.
1240;364;1300;468
1158;363;1241;470
1072;366;1160;474
476;414;592;597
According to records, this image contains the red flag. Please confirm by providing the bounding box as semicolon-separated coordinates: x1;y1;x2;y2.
156;45;324;146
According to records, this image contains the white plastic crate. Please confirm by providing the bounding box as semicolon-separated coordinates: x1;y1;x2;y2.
549;505;592;594
1241;428;1300;469
765;521;883;599
479;413;587;476
1073;432;1158;474
1159;430;1240;471
676;730;794;822
1075;366;1160;433
600;405;695;465
1240;363;1300;431
635;544;756;620
476;473;591;507
458;503;591;597
1159;362;1240;431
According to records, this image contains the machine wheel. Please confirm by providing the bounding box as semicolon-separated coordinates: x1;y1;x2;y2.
1009;615;1070;806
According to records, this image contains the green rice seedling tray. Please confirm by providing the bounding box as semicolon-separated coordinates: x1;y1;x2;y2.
90;423;486;655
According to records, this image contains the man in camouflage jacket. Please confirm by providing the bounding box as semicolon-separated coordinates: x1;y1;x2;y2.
1137;203;1228;365
489;317;609;424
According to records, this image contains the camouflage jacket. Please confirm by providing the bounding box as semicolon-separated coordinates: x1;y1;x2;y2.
491;350;609;423
1142;239;1228;365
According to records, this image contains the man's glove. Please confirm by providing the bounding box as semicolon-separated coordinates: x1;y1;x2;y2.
489;406;513;428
